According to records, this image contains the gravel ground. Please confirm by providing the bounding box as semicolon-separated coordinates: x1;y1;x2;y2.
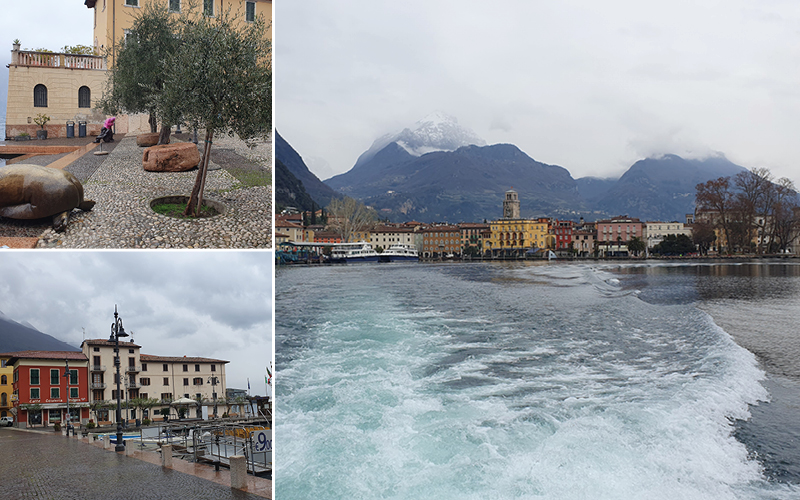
7;133;274;248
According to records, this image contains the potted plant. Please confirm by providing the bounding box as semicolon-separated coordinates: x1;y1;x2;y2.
34;113;50;140
12;39;20;51
15;132;30;142
54;422;61;432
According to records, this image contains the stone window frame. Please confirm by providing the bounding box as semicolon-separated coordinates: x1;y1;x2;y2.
33;84;47;107
50;387;60;399
246;1;256;22
30;387;40;399
78;86;91;108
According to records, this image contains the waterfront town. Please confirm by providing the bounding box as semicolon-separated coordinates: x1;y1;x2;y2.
0;338;268;429
276;188;800;261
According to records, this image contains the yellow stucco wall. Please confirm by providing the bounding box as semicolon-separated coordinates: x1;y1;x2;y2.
5;64;108;138
94;0;272;67
0;357;14;419
486;219;550;250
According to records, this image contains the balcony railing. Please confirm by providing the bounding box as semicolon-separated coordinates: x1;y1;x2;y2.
11;50;106;70
91;365;106;372
126;381;141;389
126;365;142;373
91;382;106;390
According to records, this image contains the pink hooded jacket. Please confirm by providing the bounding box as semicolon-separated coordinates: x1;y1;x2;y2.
103;117;116;130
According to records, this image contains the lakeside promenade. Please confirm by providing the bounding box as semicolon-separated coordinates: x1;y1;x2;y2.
0;426;270;499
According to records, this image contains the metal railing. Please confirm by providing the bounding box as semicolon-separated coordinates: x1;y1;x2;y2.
146;419;271;476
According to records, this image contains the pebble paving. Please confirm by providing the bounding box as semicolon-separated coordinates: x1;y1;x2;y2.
0;428;261;499
1;134;272;248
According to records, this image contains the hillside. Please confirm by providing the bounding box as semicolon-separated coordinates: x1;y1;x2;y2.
0;311;79;353
594;154;747;221
329;143;584;222
275;131;340;208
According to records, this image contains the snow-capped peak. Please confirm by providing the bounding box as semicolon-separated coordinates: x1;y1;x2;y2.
353;112;486;169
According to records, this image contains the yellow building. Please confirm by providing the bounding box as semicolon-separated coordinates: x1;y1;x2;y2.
0;354;15;420
5;1;272;139
485;218;551;255
86;0;273;67
5;48;108;139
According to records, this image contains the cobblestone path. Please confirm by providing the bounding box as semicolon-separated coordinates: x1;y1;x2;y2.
0;429;262;499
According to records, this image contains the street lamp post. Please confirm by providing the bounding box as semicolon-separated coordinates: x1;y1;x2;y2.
63;359;71;436
208;376;218;418
109;305;129;452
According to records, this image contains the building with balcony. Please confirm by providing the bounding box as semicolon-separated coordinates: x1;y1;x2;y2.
139;354;228;420
4;47;107;139
595;216;644;257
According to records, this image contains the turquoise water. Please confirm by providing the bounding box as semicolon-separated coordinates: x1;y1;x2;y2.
276;262;799;499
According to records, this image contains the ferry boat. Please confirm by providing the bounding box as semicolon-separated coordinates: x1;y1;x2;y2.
328;242;380;263
378;244;419;262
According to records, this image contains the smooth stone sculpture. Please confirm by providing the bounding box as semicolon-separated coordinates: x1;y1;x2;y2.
142;143;200;172
0;164;95;232
136;133;160;147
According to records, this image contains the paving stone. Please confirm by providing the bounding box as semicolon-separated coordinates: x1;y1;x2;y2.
0;428;262;499
29;134;272;249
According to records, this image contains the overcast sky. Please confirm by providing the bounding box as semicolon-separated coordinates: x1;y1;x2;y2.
0;1;95;122
0;251;272;396
276;0;800;185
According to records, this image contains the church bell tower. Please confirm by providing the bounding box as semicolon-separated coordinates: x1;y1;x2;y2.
503;188;520;219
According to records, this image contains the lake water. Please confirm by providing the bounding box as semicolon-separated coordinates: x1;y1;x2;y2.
275;261;800;499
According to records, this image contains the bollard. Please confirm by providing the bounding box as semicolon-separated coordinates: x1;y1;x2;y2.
230;455;247;490
125;444;135;457
161;444;173;468
103;435;111;449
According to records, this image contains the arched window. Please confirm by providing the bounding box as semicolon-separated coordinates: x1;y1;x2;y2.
0;393;5;406
0;375;5;384
34;84;48;107
78;86;91;108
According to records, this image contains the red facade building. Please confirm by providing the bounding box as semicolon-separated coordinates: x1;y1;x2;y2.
9;351;90;428
551;219;574;250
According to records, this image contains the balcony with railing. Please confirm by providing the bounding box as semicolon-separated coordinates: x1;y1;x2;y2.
126;381;141;390
126;365;142;373
10;49;106;70
91;365;106;372
90;382;107;390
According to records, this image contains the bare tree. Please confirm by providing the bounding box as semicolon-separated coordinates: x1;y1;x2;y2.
327;197;377;243
771;178;800;253
696;177;735;253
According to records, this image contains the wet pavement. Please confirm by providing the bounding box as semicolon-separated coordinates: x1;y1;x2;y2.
0;428;270;499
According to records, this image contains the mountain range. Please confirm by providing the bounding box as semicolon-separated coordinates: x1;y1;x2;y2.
277;114;748;222
0;310;79;353
275;131;339;210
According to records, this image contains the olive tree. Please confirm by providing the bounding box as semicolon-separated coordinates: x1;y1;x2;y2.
99;2;179;144
156;3;272;217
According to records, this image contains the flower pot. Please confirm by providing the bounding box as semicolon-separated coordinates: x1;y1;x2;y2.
36;130;47;140
14;135;30;141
